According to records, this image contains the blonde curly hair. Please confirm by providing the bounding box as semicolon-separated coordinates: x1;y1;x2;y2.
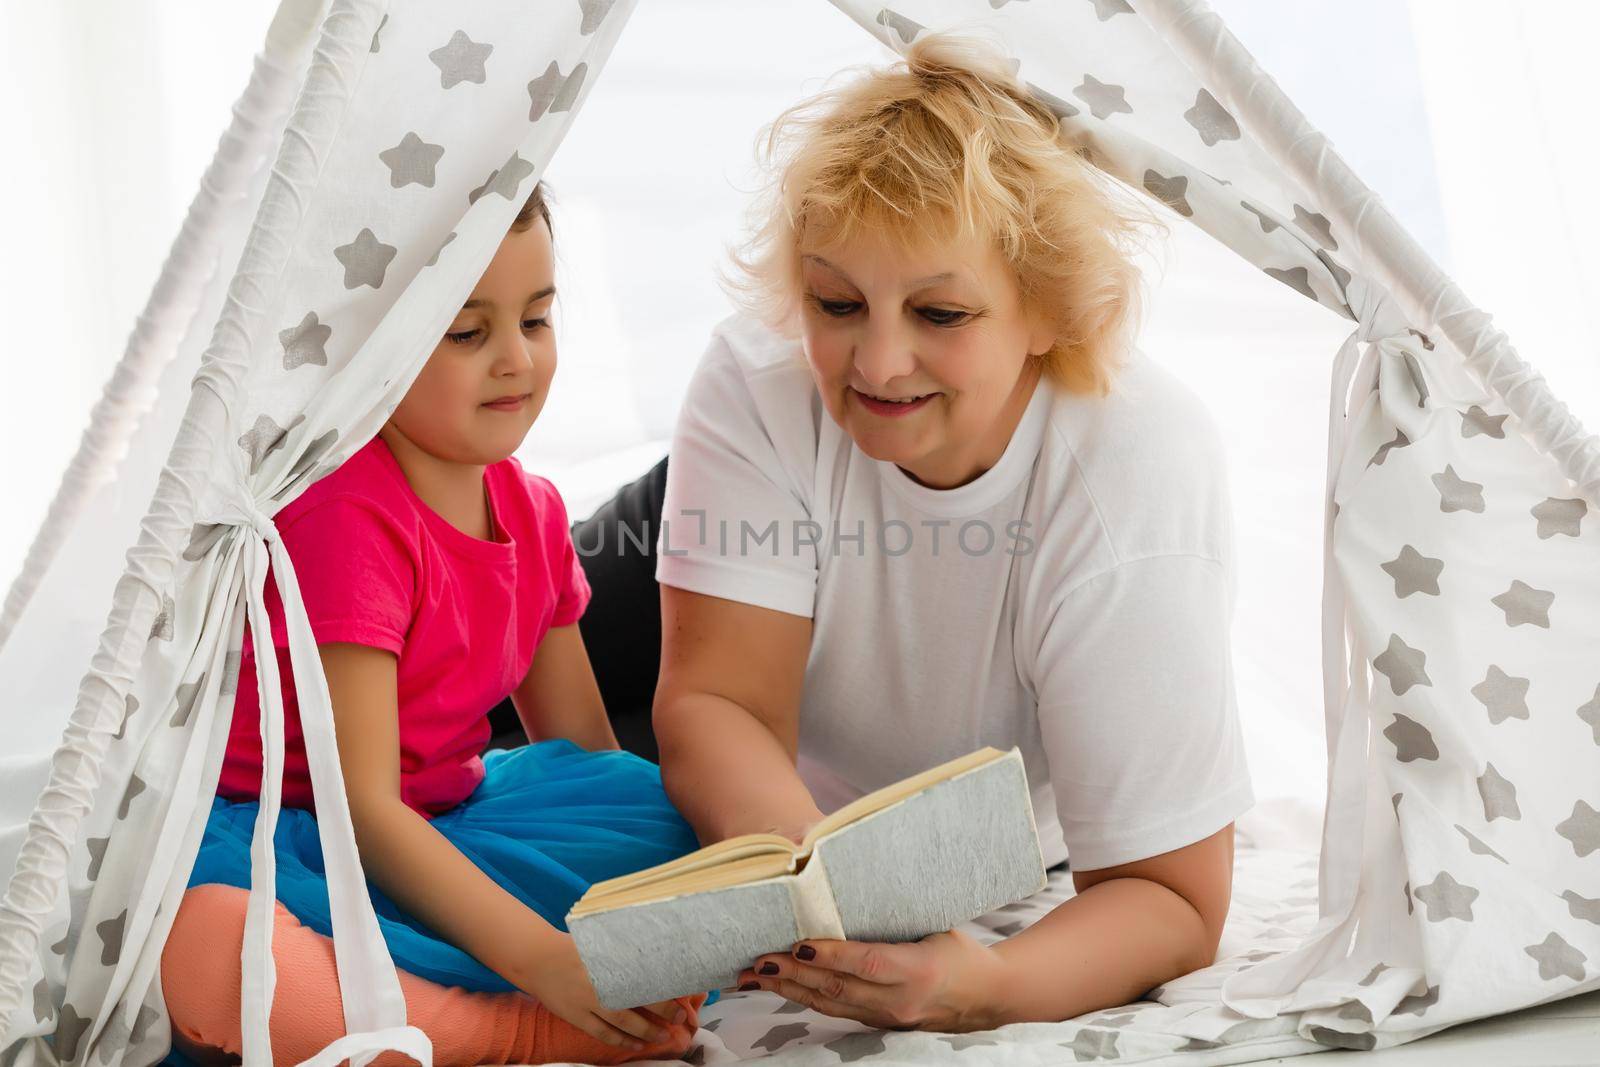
727;34;1165;396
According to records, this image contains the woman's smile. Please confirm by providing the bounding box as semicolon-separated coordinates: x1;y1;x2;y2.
852;387;940;417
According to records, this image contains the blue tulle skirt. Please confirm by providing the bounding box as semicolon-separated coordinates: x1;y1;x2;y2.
187;739;705;994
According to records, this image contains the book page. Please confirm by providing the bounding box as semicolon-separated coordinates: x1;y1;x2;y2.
801;746;1004;848
573;833;797;911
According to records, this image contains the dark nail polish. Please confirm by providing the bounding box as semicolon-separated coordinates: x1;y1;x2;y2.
739;981;760;991
758;961;780;975
796;944;816;961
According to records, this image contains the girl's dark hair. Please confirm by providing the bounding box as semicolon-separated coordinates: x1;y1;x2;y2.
511;181;552;239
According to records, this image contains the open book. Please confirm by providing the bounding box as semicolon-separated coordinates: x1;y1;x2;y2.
568;746;1047;1008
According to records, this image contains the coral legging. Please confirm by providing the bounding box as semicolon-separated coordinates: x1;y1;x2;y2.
161;884;702;1066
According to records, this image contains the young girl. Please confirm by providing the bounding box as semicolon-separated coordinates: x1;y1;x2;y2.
160;184;706;1065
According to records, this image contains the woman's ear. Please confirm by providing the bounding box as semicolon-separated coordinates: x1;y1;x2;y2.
1026;306;1059;361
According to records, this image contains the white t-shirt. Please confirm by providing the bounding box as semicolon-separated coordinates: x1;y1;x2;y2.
656;313;1253;871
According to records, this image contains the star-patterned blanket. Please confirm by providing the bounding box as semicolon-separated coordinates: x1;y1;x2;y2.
619;845;1334;1067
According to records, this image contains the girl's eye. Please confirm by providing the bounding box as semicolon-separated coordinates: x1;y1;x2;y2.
919;307;971;327
446;328;481;345
522;317;549;331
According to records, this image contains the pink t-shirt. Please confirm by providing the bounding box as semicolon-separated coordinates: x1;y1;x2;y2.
217;435;592;816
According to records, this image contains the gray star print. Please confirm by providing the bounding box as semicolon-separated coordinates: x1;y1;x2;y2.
181;522;227;562
940;1033;1000;1050
369;13;386;53
1477;762;1521;821
33;976;52;1023
1460;404;1508;439
1142;170;1192;217
428;30;492;89
1579;685;1600;745
1383;713;1438;763
1393;984;1440;1016
425;231;456;268
113;694;138;742
237;413;301;475
169;677;204;728
1370;429;1410;466
752;1023;809;1052
378;132;445;189
1309;1028;1376;1051
1373;633;1431;695
334;228;397;290
578;0;617;35
1413;871;1477;922
1358;963;1389;987
527;62;589;123
1491;579;1554;628
1062;1027;1121;1061
1563;890;1600;925
1292;205;1337;249
149;594;174;640
1472;665;1530;724
55;1002;92;1063
118;774;145;820
86;836;110;881
220;650;243;697
468;152;536;204
875;9;923;44
1184;90;1239;146
1074;75;1132;120
1381;545;1443;598
279;310;332;370
1401;351;1430;408
1241;202;1281;233
1532;497;1586;539
824;1031;887;1061
1525;932;1587;982
1266;266;1317;301
1556;800;1600;857
1454;825;1507;864
1432;465;1485;513
129;1003;161;1047
1087;0;1134;20
1028;82;1081;120
97;908;127;965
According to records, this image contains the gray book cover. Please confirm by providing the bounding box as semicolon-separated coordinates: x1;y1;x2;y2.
569;749;1046;1008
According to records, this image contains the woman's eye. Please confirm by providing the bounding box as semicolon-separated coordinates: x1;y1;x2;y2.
446;328;481;345
919;307;970;327
814;297;860;317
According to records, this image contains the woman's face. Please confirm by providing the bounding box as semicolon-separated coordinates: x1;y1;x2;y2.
798;229;1055;489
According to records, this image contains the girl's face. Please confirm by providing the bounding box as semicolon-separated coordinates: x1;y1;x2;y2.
798;229;1056;490
387;219;556;466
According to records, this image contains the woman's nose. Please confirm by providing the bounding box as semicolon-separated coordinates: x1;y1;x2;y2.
852;321;916;388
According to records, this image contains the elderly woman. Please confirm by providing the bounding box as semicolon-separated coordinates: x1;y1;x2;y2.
576;35;1251;1030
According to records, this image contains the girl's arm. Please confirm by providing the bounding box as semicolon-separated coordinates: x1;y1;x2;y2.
509;623;619;750
653;585;823;845
319;641;676;1051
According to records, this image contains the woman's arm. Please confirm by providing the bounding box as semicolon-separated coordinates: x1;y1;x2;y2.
738;823;1235;1029
509;623;618;750
653;585;823;845
320;642;677;1050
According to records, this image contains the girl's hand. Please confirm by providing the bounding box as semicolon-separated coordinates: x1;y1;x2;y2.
521;930;686;1051
736;930;1007;1032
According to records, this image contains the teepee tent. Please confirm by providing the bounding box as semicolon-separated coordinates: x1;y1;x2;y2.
2;1;1596;1064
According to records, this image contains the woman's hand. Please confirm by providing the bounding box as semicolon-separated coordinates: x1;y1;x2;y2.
520;929;686;1052
735;931;1007;1032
